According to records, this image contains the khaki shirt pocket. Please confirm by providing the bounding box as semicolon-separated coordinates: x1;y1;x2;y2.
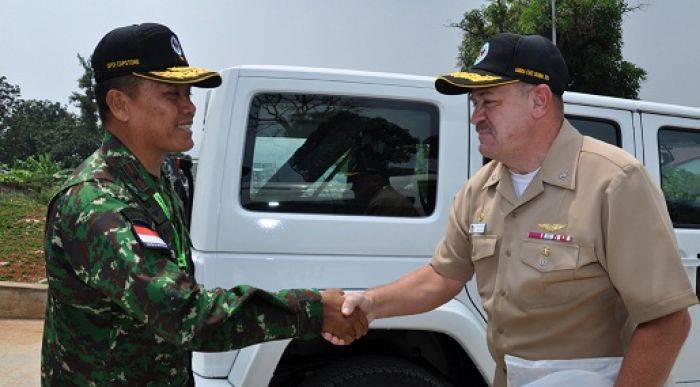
471;235;499;299
514;240;581;308
471;235;498;262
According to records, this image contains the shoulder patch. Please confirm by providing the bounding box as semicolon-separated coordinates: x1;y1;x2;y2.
120;207;170;250
132;225;169;250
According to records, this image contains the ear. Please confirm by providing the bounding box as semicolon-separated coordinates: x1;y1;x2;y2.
530;84;552;119
105;89;131;123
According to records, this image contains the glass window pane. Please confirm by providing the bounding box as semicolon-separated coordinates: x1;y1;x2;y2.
659;127;700;228
241;93;439;217
567;116;620;146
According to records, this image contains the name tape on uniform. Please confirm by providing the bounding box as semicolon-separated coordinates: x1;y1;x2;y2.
469;223;487;234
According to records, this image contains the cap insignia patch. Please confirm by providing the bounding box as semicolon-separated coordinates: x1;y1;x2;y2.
170;36;184;57
474;42;489;65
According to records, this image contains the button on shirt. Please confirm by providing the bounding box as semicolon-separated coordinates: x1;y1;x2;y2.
430;120;698;384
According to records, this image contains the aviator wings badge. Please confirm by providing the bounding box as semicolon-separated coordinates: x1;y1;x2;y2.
538;223;567;233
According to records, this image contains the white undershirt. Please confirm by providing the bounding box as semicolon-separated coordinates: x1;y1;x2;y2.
510;168;540;198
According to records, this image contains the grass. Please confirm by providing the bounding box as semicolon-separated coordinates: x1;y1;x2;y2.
0;190;47;282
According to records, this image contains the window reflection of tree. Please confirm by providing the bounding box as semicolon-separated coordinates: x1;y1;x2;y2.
243;93;433;216
248;94;361;138
286;110;418;182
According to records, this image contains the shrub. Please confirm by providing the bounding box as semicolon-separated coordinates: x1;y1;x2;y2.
0;153;71;202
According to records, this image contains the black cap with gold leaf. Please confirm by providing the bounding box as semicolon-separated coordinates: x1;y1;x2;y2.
91;23;222;88
435;33;568;95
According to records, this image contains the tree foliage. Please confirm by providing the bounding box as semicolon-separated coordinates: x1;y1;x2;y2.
454;0;647;99
68;54;103;161
0;76;20;133
1;98;82;166
0;55;103;168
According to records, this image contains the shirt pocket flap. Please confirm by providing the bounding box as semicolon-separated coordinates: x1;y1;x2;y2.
471;235;498;262
521;240;579;273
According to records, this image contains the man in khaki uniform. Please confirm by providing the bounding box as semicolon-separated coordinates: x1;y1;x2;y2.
325;33;698;386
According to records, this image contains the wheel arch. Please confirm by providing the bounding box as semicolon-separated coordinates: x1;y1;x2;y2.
228;300;495;386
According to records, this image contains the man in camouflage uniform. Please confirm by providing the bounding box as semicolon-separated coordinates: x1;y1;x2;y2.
41;23;367;386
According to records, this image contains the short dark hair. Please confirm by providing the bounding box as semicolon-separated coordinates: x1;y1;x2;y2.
95;75;142;123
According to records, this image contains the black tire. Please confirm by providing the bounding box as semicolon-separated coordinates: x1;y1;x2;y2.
298;355;454;387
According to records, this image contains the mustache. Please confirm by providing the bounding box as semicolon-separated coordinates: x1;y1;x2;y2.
476;124;491;132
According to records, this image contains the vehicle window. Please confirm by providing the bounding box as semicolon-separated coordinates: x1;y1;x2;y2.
241;93;439;217
658;127;700;228
566;116;621;146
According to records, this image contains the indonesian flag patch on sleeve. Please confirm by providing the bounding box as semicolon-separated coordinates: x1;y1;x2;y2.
132;225;169;249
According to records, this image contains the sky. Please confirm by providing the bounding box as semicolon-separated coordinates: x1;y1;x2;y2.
1;0;699;132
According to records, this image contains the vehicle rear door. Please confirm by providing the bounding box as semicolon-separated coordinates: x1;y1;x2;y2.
640;112;700;384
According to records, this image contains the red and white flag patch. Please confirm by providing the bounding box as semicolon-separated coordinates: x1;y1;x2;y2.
133;225;169;249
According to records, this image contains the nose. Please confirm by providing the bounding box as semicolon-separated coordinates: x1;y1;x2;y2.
470;103;485;126
180;92;196;116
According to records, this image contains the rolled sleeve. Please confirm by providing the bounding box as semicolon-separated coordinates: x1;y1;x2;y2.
603;164;698;325
292;289;324;339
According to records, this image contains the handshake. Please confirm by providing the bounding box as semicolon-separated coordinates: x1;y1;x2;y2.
319;290;373;345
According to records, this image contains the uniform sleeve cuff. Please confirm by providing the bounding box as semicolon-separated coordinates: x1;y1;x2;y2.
292;289;324;339
429;258;471;282
631;290;699;326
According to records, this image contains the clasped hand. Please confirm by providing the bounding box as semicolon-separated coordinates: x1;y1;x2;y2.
320;290;369;345
320;290;373;345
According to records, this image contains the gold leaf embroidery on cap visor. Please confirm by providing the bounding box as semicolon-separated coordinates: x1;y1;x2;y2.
145;66;217;80
449;71;503;82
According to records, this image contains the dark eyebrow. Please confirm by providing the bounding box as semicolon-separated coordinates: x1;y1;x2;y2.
469;90;493;103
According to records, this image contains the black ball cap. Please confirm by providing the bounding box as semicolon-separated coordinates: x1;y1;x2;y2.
435;33;569;95
91;23;221;88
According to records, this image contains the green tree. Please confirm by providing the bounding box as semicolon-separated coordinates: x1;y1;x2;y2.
0;55;103;168
0;76;20;133
0;99;82;165
454;0;647;99
69;54;103;160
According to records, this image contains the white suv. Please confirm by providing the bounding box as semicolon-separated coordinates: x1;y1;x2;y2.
189;66;700;386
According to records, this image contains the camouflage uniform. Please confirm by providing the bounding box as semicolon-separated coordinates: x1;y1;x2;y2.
41;132;323;386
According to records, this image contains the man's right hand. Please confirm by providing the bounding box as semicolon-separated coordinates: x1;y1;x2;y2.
320;290;368;345
322;291;375;345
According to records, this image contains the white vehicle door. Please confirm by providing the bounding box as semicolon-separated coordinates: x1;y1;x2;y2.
210;74;470;290
640;112;700;384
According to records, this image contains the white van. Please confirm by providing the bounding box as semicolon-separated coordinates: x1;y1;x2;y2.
189;66;700;386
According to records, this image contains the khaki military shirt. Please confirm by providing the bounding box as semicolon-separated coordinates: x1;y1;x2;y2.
430;120;698;384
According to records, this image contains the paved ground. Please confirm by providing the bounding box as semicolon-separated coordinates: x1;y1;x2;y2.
0;319;43;387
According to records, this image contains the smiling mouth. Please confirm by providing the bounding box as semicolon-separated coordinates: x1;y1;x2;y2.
177;124;192;132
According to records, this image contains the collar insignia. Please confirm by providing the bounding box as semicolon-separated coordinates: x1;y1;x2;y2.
559;168;569;181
